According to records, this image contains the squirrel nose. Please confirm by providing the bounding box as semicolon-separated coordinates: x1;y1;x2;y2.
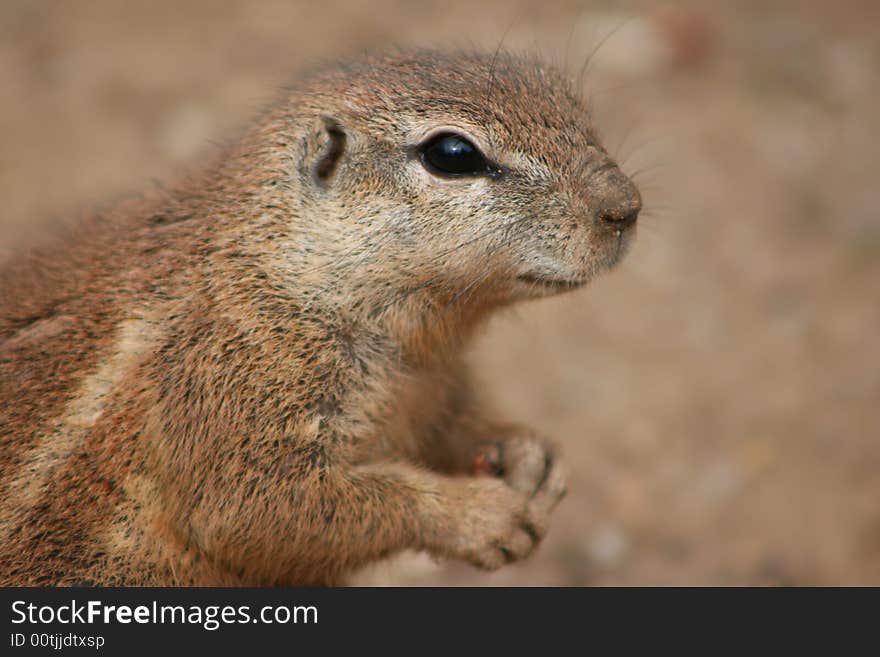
598;204;640;228
592;167;642;228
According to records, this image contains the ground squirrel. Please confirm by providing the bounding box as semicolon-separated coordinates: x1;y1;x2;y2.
0;50;641;585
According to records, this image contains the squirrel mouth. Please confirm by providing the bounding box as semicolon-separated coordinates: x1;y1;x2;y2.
515;273;587;290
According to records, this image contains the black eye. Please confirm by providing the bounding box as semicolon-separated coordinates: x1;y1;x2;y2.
419;132;496;177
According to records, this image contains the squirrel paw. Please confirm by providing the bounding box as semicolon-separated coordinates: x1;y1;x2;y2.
448;436;567;570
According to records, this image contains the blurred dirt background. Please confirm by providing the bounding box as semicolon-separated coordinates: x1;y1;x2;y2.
1;0;878;585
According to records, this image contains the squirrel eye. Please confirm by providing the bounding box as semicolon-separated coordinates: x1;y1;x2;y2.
418;132;495;177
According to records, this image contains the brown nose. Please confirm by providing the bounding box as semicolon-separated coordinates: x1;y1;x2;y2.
598;203;640;227
593;167;642;228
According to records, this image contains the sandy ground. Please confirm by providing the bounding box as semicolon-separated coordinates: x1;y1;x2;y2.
1;0;878;585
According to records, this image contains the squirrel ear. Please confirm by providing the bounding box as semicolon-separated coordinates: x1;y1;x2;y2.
305;116;347;188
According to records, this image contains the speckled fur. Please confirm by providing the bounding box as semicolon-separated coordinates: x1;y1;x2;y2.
0;50;640;585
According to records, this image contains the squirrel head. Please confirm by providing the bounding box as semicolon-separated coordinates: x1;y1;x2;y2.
234;50;641;344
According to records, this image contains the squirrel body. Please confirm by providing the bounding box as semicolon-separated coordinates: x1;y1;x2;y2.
0;51;640;585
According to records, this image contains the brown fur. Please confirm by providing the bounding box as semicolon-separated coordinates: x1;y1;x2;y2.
0;50;640;585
